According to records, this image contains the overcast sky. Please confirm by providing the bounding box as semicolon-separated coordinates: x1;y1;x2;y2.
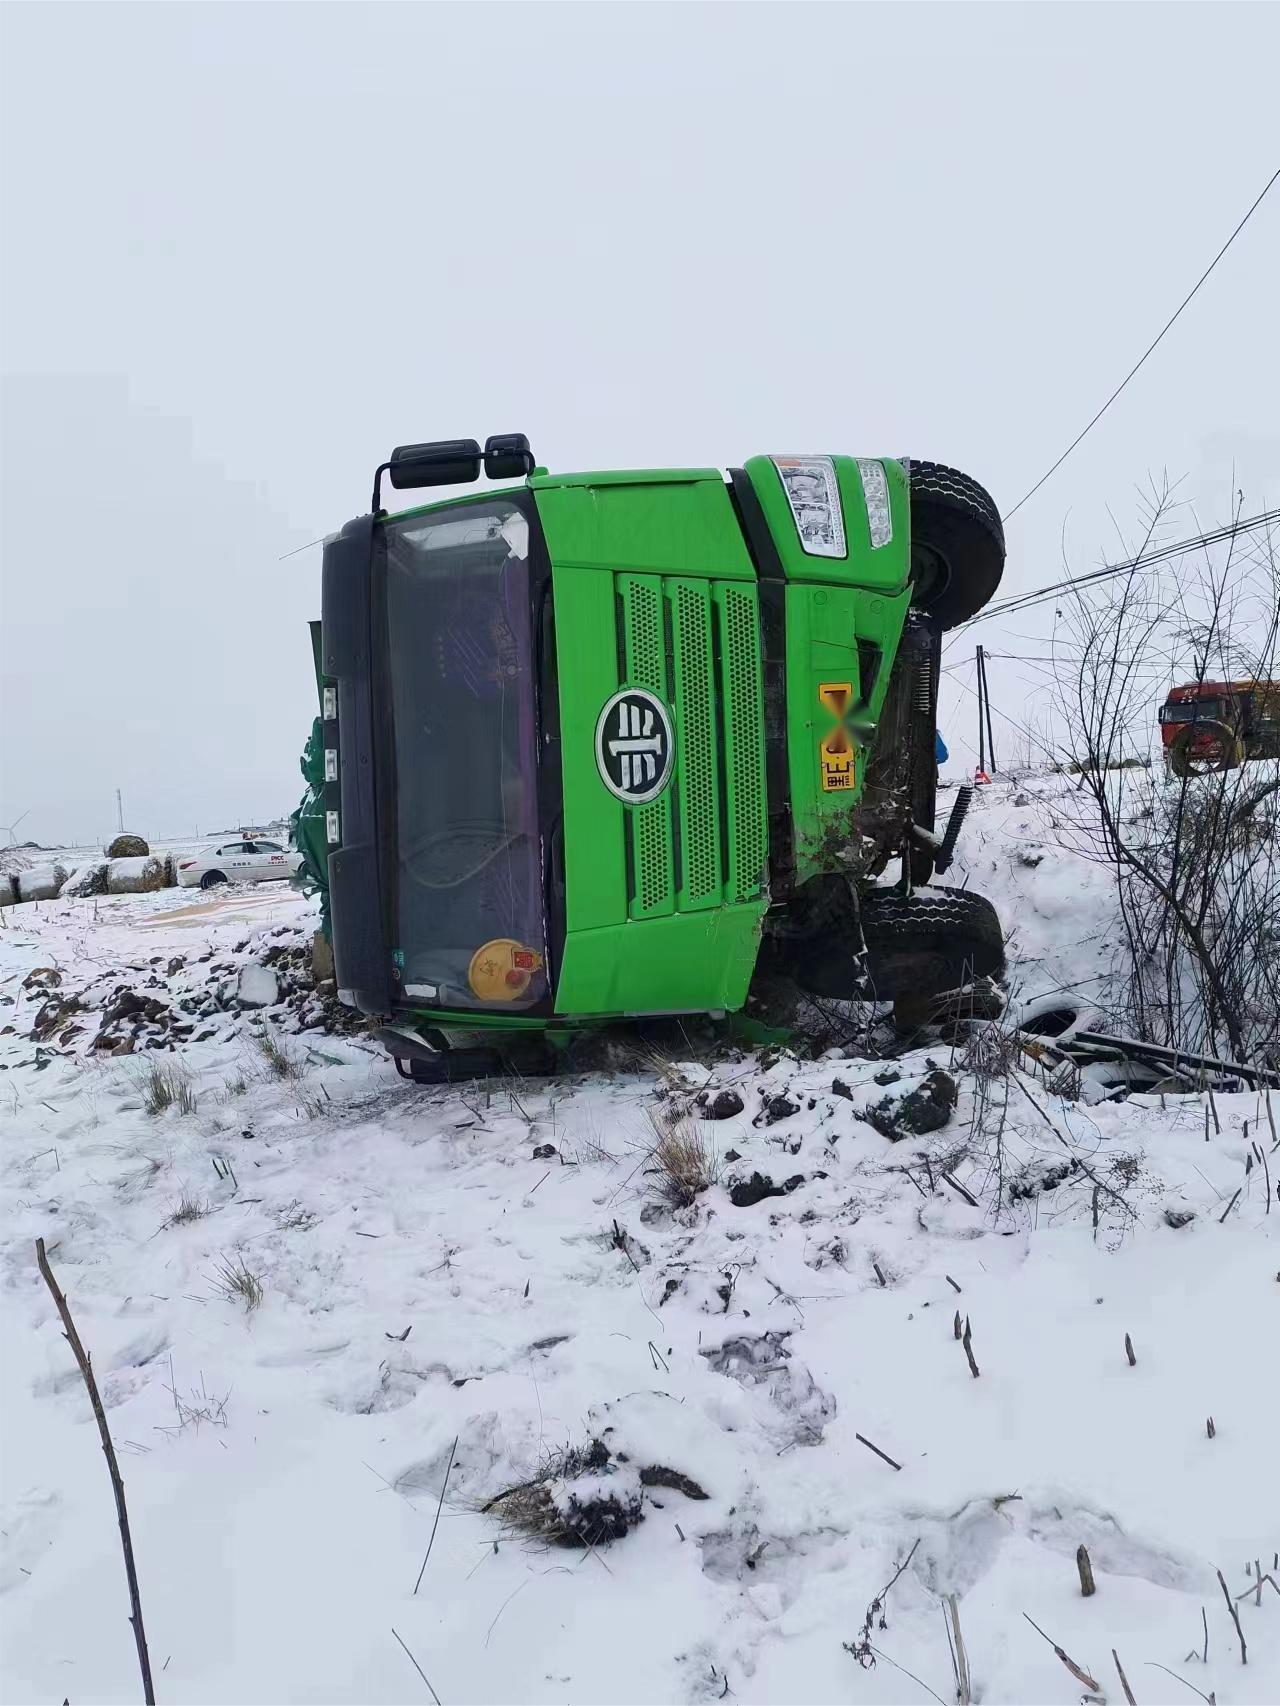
2;2;1277;845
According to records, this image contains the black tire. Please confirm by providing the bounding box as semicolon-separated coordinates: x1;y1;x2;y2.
791;883;1004;1002
860;884;1004;999
1167;719;1243;778
200;869;228;890
905;460;1005;630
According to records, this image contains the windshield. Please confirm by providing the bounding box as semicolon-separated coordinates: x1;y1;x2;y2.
1162;699;1222;723
383;498;547;1010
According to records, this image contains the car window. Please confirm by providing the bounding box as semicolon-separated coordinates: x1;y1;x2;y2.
255;841;283;853
217;844;239;856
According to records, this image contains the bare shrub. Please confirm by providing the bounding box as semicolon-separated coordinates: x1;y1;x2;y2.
209;1253;264;1311
1052;478;1280;1068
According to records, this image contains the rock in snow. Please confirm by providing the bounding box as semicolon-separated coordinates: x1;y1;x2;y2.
236;964;279;1008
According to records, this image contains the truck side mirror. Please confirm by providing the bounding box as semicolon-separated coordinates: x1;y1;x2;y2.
388;439;483;490
484;433;535;480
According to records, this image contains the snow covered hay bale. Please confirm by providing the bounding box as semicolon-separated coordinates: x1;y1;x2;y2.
106;833;150;858
105;855;167;895
61;860;109;898
17;863;69;903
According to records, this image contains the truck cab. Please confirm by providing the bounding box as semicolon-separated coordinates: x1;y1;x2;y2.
318;436;1006;1078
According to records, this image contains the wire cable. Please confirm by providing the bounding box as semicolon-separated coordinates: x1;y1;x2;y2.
956;508;1279;631
1003;166;1280;522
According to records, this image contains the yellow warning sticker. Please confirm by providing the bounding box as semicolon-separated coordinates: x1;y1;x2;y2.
817;681;856;790
820;729;856;792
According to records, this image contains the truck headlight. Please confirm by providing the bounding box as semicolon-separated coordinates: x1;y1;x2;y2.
771;456;846;558
856;459;893;548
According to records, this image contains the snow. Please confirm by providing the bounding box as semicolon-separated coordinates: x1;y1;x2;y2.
1;783;1277;1705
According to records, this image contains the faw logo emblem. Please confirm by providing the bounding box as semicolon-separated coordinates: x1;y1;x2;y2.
595;688;674;804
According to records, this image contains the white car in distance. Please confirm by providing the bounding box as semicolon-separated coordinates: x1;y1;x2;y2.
176;838;303;890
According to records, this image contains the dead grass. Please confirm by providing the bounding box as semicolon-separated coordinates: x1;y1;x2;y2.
163;1191;210;1229
272;1199;318;1232
156;1364;230;1438
142;1061;198;1117
254;1027;302;1082
484;1439;641;1548
648;1110;719;1208
209;1252;264;1311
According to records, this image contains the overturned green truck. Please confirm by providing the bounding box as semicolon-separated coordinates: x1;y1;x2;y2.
303;438;1006;1080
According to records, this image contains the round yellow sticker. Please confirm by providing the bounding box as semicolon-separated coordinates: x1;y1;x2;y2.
467;939;544;1002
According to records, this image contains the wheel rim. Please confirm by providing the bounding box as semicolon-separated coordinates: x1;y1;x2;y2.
910;540;951;606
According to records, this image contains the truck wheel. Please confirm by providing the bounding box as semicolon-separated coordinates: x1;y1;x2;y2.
905;461;1005;630
1168;719;1244;778
859;884;1004;999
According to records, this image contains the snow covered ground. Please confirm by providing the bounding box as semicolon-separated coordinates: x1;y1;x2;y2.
2;782;1277;1706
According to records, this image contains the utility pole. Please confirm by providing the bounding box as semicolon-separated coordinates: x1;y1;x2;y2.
116;789;124;834
974;646;997;782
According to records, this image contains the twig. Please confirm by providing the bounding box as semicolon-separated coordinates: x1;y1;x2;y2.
866;1645;950;1706
854;1432;902;1471
1113;1648;1137;1704
413;1435;458;1594
945;1274;962;1293
1145;1661;1216;1704
961;1316;980;1378
845;1540;922;1666
941;1171;979;1208
36;1238;155;1705
953;1309;963;1340
1125;1332;1137;1366
1078;1544;1096;1597
1217;1186;1242;1225
946;1593;972;1706
1022;1613;1101;1692
1217;1567;1246;1664
1234;1572;1280;1602
873;1262;887;1287
391;1626;442;1704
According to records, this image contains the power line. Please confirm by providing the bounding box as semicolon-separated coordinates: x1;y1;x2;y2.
956;508;1279;630
1003;165;1280;522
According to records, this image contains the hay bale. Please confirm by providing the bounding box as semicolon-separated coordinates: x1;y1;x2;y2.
62;861;109;898
0;874;19;908
105;855;167;895
106;833;150;859
18;863;69;903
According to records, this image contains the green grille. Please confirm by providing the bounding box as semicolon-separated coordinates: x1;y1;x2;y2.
670;580;720;909
619;575;675;920
717;582;769;903
616;573;767;918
